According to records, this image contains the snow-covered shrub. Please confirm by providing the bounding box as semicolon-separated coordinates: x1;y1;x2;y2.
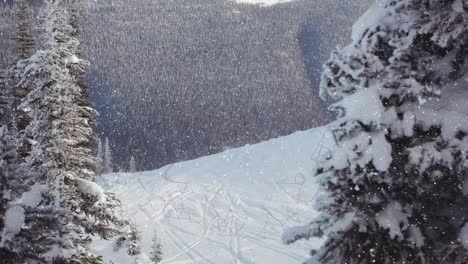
284;1;468;263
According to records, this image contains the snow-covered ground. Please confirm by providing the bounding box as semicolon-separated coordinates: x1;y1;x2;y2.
233;0;295;6
93;127;335;263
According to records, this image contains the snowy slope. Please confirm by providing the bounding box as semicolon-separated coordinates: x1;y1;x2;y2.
93;127;335;264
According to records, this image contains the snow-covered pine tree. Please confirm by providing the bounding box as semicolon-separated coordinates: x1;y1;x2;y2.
10;0;37;162
114;222;141;256
96;137;104;174
150;231;163;264
0;3;34;260
129;155;137;173
0;1;139;262
284;1;468;263
103;137;114;174
0;71;6;123
15;0;36;60
0;126;18;263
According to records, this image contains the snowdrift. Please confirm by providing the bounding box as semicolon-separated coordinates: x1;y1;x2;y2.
93;127;334;263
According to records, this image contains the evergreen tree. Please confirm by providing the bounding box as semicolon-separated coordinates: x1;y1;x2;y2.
149;231;163;264
284;1;468;263
11;0;36;162
103;137;114;174
15;0;35;60
0;1;139;262
114;222;141;256
0;126;18;263
0;38;20;264
96;137;104;174
129;155;137;173
0;71;7;124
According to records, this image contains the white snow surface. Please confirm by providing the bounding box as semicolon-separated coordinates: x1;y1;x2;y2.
351;2;389;43
452;0;466;13
326;88;393;172
94;127;334;264
21;184;46;207
0;205;25;247
77;178;106;205
233;0;295;6
337;88;384;124
375;202;409;240
459;222;468;249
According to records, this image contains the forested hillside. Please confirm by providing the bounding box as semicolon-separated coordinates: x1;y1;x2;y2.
82;0;368;170
1;0;369;171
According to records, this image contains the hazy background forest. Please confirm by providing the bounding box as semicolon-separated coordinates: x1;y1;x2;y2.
0;0;369;171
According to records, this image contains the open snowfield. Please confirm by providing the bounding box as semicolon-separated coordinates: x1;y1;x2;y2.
93;127;335;263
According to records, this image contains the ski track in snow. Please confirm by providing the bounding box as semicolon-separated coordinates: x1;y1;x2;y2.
93;128;334;264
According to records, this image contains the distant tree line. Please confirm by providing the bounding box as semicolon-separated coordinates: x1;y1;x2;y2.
79;0;368;170
1;1;368;171
96;137;137;173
